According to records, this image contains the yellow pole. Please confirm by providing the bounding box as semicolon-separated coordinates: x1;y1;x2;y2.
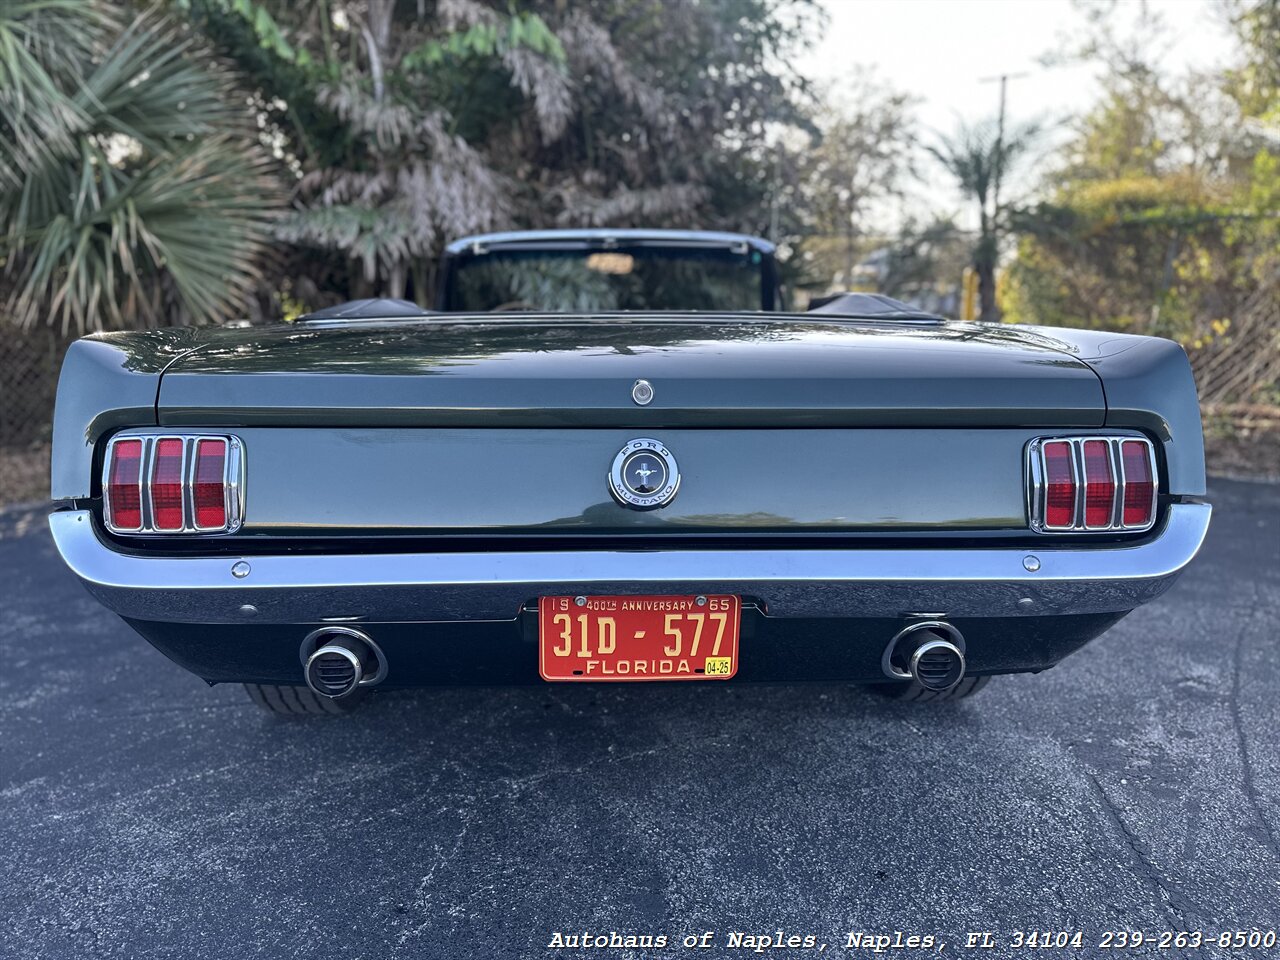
961;267;977;321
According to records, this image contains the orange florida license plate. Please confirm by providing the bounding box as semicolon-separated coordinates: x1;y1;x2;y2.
538;595;741;682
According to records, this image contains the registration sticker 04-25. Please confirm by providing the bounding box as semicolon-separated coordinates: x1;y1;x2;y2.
538;595;741;682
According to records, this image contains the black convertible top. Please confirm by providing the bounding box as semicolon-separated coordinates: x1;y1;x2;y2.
805;292;943;321
298;292;943;323
301;298;430;321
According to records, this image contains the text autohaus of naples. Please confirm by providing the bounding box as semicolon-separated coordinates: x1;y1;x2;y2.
543;930;945;950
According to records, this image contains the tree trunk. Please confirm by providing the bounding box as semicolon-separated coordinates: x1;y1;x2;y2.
362;0;394;102
976;260;997;323
975;217;999;323
412;258;438;308
387;262;407;301
366;0;393;57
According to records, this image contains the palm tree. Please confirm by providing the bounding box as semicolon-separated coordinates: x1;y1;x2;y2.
928;117;1039;322
0;0;281;333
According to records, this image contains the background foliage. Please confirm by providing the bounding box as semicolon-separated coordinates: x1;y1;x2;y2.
0;0;279;332
1000;0;1280;408
4;0;1275;341
181;0;819;311
1;0;819;326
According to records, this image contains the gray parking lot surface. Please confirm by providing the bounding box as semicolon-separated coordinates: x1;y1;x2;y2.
1;478;1278;959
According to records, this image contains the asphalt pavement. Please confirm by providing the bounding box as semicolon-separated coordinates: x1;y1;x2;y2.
1;478;1278;959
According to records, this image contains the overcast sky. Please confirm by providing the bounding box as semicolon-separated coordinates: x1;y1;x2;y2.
808;0;1239;228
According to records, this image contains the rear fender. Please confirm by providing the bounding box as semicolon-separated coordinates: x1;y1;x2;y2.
1016;326;1206;497
50;332;203;501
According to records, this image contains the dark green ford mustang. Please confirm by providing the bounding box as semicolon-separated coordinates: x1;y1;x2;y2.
49;230;1211;714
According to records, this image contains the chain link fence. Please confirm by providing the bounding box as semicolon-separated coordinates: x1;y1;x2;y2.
0;322;74;505
1191;281;1280;407
1186;279;1280;480
1;294;1277;507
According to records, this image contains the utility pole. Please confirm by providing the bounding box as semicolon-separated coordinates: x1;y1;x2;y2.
977;71;1028;321
979;71;1028;244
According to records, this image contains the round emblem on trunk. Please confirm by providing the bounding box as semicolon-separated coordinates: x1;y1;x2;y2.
610;438;680;509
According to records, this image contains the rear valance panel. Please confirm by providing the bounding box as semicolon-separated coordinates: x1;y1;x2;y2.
132;427;1136;535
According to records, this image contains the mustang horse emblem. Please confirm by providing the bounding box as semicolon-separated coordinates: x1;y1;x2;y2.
609;439;680;509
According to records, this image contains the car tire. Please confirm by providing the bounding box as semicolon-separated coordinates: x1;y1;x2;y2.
869;674;991;703
243;682;365;716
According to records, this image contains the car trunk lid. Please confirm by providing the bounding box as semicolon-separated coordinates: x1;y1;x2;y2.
156;315;1105;427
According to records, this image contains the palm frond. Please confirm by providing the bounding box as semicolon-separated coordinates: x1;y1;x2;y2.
559;10;667;128
0;0;112;190
78;12;244;148
5;137;280;333
317;82;416;149
928;118;1042;206
280;138;510;279
0;5;283;333
503;45;572;142
556;183;710;227
437;0;501;30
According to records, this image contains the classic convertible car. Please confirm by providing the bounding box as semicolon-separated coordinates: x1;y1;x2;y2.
49;229;1211;715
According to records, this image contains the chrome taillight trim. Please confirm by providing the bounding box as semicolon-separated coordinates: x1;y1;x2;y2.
102;434;244;536
1036;439;1078;531
191;438;241;533
1080;438;1116;530
150;436;190;532
1026;436;1158;534
102;437;145;533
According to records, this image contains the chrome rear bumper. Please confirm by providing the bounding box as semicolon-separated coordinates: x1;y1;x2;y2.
49;504;1211;624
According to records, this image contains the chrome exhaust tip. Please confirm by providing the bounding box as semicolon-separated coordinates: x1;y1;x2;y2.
301;627;385;699
908;638;966;692
882;620;967;692
306;642;364;698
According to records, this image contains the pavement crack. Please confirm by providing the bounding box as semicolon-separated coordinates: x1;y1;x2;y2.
1066;743;1205;926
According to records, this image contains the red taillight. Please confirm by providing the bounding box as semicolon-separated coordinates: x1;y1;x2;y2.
1032;437;1156;532
1121;440;1155;527
103;434;240;535
106;439;143;531
193;439;228;529
1042;440;1076;528
1082;439;1115;528
150;439;185;531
